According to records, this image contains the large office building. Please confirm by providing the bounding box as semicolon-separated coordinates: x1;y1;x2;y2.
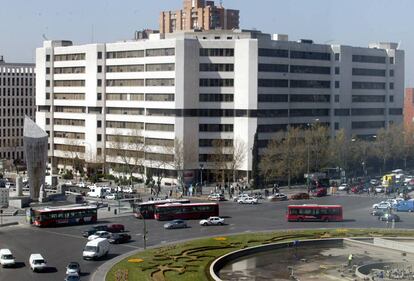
0;56;36;163
35;30;404;183
160;0;239;34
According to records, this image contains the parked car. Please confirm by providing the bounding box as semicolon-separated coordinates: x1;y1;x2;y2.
105;193;117;200
65;275;81;281
370;179;380;186
290;193;310;200
66;262;81;276
338;184;349;191
199;216;225;226
107;224;125;233
208;193;225;201
375;186;385;193
88;231;111;241
163;219;188;229
237;196;258;204
109;233;131;244
82;225;109;237
267;193;288;201
379;213;400;222
29;253;47;272
5;182;15;189
0;249;15;268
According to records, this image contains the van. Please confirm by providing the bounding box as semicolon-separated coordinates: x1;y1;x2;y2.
0;249;15;267
82;238;110;260
29;253;47;272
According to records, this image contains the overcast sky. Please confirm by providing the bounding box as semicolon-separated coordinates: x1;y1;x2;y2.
1;0;413;85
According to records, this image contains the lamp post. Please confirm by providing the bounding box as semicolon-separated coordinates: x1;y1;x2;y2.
199;164;204;186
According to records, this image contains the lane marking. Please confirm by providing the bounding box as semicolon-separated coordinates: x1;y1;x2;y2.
30;228;86;240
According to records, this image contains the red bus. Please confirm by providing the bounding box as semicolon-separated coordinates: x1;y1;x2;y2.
133;199;190;219
286;204;343;222
31;205;98;227
154;202;219;221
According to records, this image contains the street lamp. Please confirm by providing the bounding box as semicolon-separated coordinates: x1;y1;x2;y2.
199;164;204;195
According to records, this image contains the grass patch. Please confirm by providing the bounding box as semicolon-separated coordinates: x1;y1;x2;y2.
106;228;414;281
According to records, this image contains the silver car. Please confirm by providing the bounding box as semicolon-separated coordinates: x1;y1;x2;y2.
163;219;187;229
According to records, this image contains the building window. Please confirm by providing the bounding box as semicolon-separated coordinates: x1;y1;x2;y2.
97;148;102;156
97;93;102;100
200;48;234;57
335;67;340;75
97;134;102;142
390;69;394;77
335;53;340;61
97;65;102;73
290;51;331;61
335;95;339;102
97;120;102;128
46;80;50;87
258;48;289;58
290;65;330;75
97;79;102;87
334;123;339;130
97;52;102;59
46;118;50;125
290;80;330;89
389;83;394;90
352;82;386;90
46;67;50;74
390;57;394;64
46;55;50;62
352;68;386;77
335;81;340;88
257;79;288;88
352;55;386;64
390;95;394;102
46;92;50;100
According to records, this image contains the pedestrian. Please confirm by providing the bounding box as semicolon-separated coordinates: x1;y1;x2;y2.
374;188;377;196
348;253;353;267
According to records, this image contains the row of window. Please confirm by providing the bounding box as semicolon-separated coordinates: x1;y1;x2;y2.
0;87;34;97
106;63;175;73
53;144;85;153
0;77;35;86
259;49;331;61
106;79;175;87
0;97;33;107
199;139;233;147
50;49;175;62
199;63;234;72
54;131;85;140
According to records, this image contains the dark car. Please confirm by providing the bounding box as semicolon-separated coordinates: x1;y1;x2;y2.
64;275;81;281
379;213;400;222
290;193;310;200
371;209;385;216
312;188;327;197
82;225;108;237
109;233;132;244
163;219;187;229
107;224;125;233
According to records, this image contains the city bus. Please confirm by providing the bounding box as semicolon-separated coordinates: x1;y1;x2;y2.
31;205;98;227
154;202;219;221
133;198;190;219
286;204;343;222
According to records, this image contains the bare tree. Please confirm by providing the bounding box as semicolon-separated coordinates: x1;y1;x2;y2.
229;139;247;183
209;139;232;185
171;138;198;189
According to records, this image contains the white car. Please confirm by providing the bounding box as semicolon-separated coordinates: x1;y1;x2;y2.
105;193;116;200
122;187;133;193
238;196;258;204
338;184;349;191
375;186;384;193
233;193;249;202
29;253;47;272
88;231;111;241
199;216;225;226
372;201;392;209
0;249;15;267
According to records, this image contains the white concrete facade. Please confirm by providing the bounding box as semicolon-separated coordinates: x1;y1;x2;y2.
35;30;404;183
0;57;35;162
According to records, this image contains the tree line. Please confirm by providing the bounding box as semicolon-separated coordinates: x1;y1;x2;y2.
259;123;414;186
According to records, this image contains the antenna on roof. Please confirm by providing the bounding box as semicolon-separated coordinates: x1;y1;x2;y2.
397;40;402;50
42;34;48;40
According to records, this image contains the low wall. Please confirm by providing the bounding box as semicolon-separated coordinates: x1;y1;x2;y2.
374;237;414;253
210;238;343;281
9;197;31;208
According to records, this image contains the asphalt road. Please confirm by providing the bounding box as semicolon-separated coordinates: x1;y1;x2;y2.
1;194;413;281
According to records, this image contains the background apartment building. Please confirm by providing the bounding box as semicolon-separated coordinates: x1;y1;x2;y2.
0;56;36;166
160;0;239;34
35;30;404;183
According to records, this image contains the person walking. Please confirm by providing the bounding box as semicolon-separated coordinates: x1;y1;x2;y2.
348;253;353;267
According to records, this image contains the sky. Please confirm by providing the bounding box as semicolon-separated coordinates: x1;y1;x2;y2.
1;0;413;85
